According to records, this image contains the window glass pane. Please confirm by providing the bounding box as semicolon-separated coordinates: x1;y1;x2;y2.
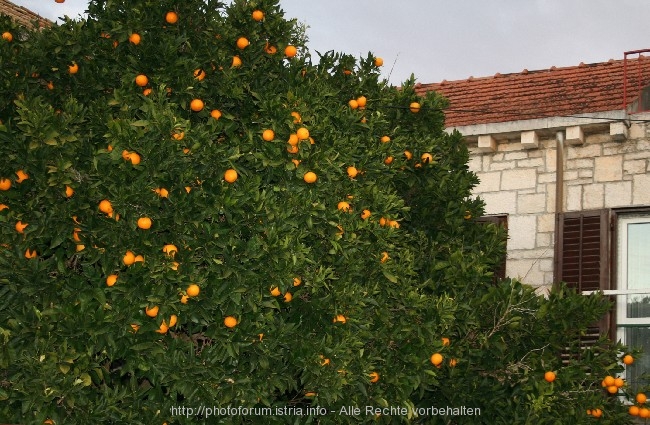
626;222;650;318
623;327;650;390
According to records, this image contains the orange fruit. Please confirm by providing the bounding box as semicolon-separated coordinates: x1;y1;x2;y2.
194;68;206;81
284;45;297;58
291;111;301;123
224;168;238;183
357;96;367;108
592;408;602;418
320;355;330;366
262;129;275;141
2;32;12;42
630;406;640;416
361;209;371;220
15;170;28;183
187;284;200;297
380;251;390;263
614;377;625;388
347;166;358;178
145;305;159;317
602;376;615;387
348;99;359;109
303;171;317;184
129;33;141;45
123;250;136;266
291;159;301;167
137;217;152;229
606;385;618;394
293;277;302;286
0;203;8;211
623;354;634;365
162;244;178;257
65;185;74;197
172;131;184;140
180;294;189;304
98;199;113;214
640;408;650;418
337;201;351;212
154;187;169;198
25;249;37;259
421;153;434;164
369;372;380;383
15;221;28;233
210;109;222;120
379;217;388;227
190;99;204;112
441;337;450;346
236;37;249;49
283;292;292;302
68;62;79;74
449;358;458;367
106;274;118;287
0;178;11;190
544;371;556;383
134;254;144;263
409;102;421;113
374;57;384;67
224;316;237;328
380;135;391;143
296;127;309;140
135;74;148;87
232;55;242;68
156;322;169;334
252;10;264;21
333;314;347;324
129;152;141;165
264;42;277;54
388;220;400;229
270;286;281;297
168;315;178;327
404;150;413;160
384;156;394;165
637;393;647;404
165;11;178;24
288;134;299;146
430;353;443;366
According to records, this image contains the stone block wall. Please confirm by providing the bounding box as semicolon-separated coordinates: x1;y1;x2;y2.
467;122;650;291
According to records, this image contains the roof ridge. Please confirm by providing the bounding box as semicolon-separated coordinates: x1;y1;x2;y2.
0;0;51;28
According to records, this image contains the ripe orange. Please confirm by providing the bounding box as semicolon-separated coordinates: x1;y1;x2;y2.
337;201;351;212
380;135;391;143
156;322;169;334
348;99;359;109
449;358;458;367
15;170;28;183
154;187;169;198
270;286;281;297
606;385;618;394
320;355;330;366
369;372;380;383
224;316;237;328
623;354;634;365
137;217;152;229
264;42;277;54
388;220;400;228
357;96;367;108
380;251;390;263
347;166;358;178
303;171;317;184
262;129;275;141
145;305;159;317
640;407;650;418
231;55;242;68
283;292;292;302
194;69;206;81
15;221;28;233
129;33;141;45
0;178;11;190
165;11;178;24
602;376;615;387
168;314;178;327
162;244;178;257
637;393;647;404
374;57;384;67
224;168;238;183
421;153;434;164
1;32;12;42
0;203;9;211
252;10;264;21
614;377;625;388
288;133;299;146
296;127;309;140
441;337;450;346
284;45;297;58
135;74;148;87
123;250;136;266
190;99;204;112
544;371;556;383
134;254;144;263
129;152;141;165
333;314;347;324
409;102;421;113
187;284;200;297
25;249;37;259
180;294;189;304
361;209;371;220
384;156;394;165
291;111;301;123
236;37;250;49
68;62;79;74
106;274;118;287
591;408;602;418
65;185;74;197
98;199;113;214
430;353;443;366
293;277;301;286
210;109;222;120
629;406;640;416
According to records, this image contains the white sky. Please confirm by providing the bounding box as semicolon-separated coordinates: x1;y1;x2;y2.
10;0;650;86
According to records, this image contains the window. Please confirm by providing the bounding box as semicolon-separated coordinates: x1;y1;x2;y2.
555;208;650;389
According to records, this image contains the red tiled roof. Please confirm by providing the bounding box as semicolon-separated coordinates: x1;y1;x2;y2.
415;57;650;128
0;0;50;28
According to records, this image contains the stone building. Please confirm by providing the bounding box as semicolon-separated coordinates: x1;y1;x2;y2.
416;53;650;384
0;0;49;28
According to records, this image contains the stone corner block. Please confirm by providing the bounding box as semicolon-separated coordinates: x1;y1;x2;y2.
565;125;584;145
610;122;629;141
520;130;539;149
477;135;497;152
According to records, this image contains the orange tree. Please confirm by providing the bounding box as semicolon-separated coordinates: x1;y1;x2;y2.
0;1;643;424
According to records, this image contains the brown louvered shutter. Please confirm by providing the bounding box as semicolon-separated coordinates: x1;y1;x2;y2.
555;209;613;342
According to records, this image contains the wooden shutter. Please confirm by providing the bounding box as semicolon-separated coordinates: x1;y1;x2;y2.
554;209;614;340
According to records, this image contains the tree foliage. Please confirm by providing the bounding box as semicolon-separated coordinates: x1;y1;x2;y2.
0;1;642;423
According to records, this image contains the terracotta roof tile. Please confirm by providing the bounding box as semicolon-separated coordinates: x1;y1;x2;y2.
416;57;650;127
0;0;50;28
